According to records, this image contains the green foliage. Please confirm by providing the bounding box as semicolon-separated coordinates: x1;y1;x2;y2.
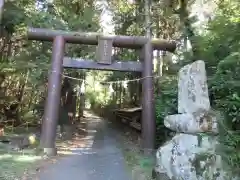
153;0;240;174
210;52;240;122
155;76;178;123
195;0;240;74
0;0;101;125
155;76;178;145
203;2;240;173
2;1;27;33
209;52;240;174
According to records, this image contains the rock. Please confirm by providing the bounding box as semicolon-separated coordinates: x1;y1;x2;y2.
155;134;198;179
178;60;210;114
0;125;4;136
154;134;226;179
8;136;29;150
154;60;238;180
164;110;218;134
8;134;38;150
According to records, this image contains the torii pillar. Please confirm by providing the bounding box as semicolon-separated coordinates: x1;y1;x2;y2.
40;36;65;155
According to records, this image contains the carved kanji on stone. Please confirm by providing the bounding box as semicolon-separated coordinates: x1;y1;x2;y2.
165;60;217;134
96;36;113;65
178;60;210;114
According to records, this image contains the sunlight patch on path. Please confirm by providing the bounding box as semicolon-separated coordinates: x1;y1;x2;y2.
56;112;102;156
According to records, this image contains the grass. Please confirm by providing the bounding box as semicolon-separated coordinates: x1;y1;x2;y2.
0;150;42;180
122;147;155;180
113;124;155;180
0;126;43;180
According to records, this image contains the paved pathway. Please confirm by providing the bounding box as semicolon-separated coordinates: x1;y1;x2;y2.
37;112;131;180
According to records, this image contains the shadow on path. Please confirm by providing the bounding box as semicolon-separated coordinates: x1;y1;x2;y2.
37;111;131;180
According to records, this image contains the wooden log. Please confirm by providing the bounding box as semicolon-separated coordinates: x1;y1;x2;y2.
63;57;143;72
116;107;142;113
27;27;176;52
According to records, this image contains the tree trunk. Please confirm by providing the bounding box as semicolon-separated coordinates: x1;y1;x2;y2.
119;83;122;108
78;72;85;118
17;70;29;103
28;89;35;109
178;0;200;60
14;70;29;122
0;0;4;24
155;15;163;77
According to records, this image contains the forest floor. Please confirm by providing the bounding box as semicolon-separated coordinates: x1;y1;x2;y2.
0;111;154;180
110;119;155;180
0;126;43;179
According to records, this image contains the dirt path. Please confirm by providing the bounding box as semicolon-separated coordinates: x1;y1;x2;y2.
35;112;131;180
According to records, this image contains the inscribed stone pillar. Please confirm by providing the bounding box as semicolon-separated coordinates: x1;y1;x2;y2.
178;60;210;114
154;60;234;180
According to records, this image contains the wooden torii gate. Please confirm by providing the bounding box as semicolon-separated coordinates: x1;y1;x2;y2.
27;27;176;155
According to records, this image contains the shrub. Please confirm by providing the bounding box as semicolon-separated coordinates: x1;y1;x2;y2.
155;76;178;146
209;52;240;175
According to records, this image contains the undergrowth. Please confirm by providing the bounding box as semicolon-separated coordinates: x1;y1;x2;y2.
0;127;42;180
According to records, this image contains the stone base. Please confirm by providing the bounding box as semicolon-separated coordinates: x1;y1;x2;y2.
43;148;57;156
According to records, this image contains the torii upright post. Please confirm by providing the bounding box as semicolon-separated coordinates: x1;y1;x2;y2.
40;36;65;155
142;0;155;155
142;41;155;154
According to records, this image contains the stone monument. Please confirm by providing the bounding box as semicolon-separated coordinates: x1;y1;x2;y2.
154;60;235;180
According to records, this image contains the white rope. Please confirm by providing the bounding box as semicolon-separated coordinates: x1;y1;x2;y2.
61;73;160;84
